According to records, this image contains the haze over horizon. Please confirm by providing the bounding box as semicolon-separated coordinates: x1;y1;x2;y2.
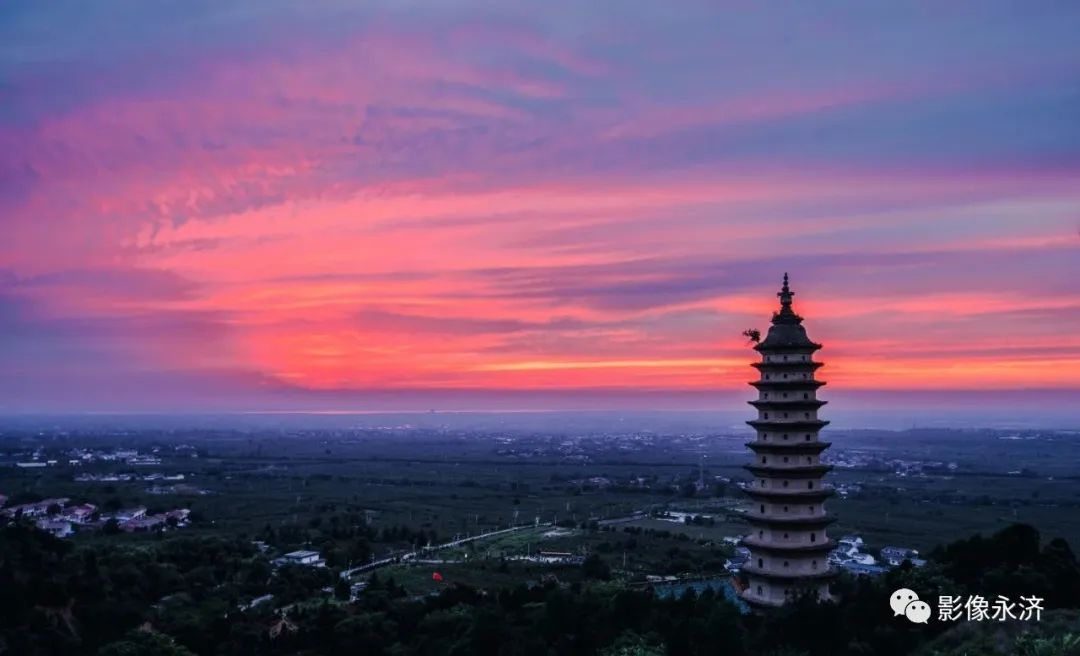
3;2;1079;417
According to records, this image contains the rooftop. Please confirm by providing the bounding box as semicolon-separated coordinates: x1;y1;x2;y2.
755;274;822;353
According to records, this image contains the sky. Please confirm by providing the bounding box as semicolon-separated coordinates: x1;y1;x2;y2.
1;1;1079;416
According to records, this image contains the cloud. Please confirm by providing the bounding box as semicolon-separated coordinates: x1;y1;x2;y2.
1;1;1078;409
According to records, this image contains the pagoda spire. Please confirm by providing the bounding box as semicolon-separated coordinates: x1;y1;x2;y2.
773;272;801;325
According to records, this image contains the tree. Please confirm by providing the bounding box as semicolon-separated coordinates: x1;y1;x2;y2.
600;632;664;656
582;554;611;580
98;630;196;656
334;578;351;601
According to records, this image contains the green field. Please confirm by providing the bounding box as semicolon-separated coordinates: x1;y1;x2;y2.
2;423;1079;570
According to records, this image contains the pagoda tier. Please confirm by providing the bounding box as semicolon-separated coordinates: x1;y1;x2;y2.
745;441;832;454
739;274;837;608
741;535;837;554
743;511;836;528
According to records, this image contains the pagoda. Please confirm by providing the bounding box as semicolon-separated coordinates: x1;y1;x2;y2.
740;273;836;607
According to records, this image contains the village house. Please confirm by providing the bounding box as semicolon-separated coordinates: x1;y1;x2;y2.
164;508;191;526
273;550;326;567
114;506;147;522
63;504;97;524
534;551;584;564
880;546;920;566
127;455;162;466
36;519;74;538
121;516;166;532
1;498;70;519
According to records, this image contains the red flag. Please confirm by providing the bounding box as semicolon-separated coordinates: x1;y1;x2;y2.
432;572;443;582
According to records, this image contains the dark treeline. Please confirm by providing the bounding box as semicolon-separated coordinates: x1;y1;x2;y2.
1;522;1078;655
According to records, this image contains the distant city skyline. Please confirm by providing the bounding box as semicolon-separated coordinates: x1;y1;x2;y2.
2;2;1078;415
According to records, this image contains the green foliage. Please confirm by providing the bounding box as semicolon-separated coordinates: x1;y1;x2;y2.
582;553;612;580
599;632;665;656
98;630;196;656
1013;632;1080;656
1;522;1079;655
930;524;1080;607
917;610;1080;656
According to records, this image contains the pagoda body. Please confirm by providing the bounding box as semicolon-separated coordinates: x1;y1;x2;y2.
740;274;836;607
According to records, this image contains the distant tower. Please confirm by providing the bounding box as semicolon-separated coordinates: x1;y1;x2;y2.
741;273;836;607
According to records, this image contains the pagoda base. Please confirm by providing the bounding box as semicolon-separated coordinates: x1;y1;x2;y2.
740;584;835;609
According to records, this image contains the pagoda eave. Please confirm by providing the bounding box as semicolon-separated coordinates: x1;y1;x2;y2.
748;399;827;410
749;380;827;390
741;537;837;554
753;342;822;354
752;361;824;371
746;420;830;431
743;487;835;502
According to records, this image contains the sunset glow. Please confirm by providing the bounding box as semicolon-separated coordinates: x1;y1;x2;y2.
3;2;1078;412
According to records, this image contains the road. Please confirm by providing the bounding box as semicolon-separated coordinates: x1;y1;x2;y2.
340;522;552;579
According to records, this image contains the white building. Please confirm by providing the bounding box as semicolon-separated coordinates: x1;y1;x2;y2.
64;504;97;524
114;507;147;522
273;550;326;567
837;535;864;550
1;498;70;518
36;519;74;538
880;546;920;566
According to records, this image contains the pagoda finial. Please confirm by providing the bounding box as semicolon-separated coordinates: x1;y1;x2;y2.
777;272;793;307
772;272;800;324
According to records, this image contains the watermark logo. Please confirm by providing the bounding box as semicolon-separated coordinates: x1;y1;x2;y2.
905;599;932;624
938;595;1043;622
890;588;928;623
890;589;1044;624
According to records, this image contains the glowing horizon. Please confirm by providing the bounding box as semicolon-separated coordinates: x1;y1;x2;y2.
2;2;1079;412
